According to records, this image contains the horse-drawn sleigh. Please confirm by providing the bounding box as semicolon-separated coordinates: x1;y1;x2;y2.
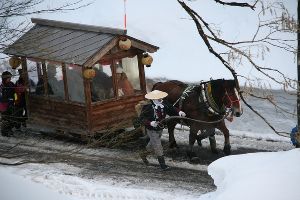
3;18;158;137
3;18;242;158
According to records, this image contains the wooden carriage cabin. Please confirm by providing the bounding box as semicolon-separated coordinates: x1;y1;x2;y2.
4;18;159;136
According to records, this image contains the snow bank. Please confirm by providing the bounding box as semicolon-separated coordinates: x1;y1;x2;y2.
200;149;300;200
0;167;80;200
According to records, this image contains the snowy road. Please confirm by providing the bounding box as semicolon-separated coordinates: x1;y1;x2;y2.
0;128;294;199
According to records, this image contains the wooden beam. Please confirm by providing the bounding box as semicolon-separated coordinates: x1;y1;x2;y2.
21;57;30;117
62;63;69;101
42;61;48;96
36;62;42;79
31;18;127;35
127;36;159;53
137;54;147;93
83;67;92;132
112;60;118;98
100;49;141;62
83;37;119;68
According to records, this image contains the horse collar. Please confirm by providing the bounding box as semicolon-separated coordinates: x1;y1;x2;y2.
200;82;225;115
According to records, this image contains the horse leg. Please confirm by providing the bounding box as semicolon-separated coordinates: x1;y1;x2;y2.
206;128;218;154
209;135;218;154
187;125;198;160
196;130;203;147
219;121;231;155
167;122;178;148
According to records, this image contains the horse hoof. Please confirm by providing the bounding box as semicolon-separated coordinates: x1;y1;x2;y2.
211;148;218;154
223;144;231;155
197;139;202;147
186;151;197;159
169;142;178;149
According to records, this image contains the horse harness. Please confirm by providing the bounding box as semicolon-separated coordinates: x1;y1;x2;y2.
174;82;226;117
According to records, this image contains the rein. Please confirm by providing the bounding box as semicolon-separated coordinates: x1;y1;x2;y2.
158;110;231;128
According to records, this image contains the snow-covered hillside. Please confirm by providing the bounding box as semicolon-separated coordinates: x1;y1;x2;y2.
227;89;296;139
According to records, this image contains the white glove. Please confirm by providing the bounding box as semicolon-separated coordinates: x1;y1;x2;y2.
179;111;186;117
150;121;158;127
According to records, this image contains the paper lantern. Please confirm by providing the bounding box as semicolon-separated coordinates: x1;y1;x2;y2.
119;38;131;50
83;68;96;79
141;54;153;67
9;56;21;69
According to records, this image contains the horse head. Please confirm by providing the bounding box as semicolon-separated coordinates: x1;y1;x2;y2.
211;79;242;117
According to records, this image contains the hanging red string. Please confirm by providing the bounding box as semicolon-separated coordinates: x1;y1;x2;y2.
124;0;127;30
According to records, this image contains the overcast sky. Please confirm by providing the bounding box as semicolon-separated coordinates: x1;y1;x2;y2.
26;0;298;88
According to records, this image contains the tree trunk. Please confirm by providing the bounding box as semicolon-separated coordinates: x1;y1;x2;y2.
297;0;300;148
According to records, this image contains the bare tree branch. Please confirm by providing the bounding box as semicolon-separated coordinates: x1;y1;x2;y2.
213;0;258;10
178;0;294;137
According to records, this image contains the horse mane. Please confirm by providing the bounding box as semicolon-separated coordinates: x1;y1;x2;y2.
208;79;236;91
152;82;163;91
169;80;188;88
152;80;188;91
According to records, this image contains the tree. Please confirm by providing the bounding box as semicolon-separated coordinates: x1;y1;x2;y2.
179;0;297;139
0;0;91;59
0;0;92;166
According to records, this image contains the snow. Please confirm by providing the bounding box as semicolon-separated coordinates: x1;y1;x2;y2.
200;149;300;200
0;89;297;200
1;149;299;200
0;87;298;200
0;167;80;200
0;163;195;200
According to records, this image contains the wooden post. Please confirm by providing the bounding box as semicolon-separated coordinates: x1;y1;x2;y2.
83;67;92;133
112;59;118;98
137;54;146;93
21;57;30;117
42;62;48;96
62;63;69;101
37;62;42;79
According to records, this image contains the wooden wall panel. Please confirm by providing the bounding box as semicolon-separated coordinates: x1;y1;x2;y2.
91;95;144;131
28;96;87;131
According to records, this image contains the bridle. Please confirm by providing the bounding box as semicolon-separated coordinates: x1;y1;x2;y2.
223;88;241;108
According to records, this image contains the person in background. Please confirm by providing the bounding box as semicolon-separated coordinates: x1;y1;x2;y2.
116;67;134;96
91;67;113;101
14;69;27;129
47;65;64;99
139;90;186;170
290;125;299;148
0;71;15;136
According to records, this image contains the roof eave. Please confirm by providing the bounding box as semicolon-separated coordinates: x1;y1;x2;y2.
31;18;127;35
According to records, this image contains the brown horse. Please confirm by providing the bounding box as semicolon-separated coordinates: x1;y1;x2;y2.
152;79;242;157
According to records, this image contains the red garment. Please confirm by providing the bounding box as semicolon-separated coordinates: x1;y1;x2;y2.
117;77;134;96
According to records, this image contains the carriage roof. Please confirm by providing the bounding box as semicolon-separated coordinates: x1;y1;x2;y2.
4;18;159;67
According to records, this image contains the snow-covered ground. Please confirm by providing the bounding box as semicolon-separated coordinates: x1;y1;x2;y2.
200;149;300;200
1;146;298;200
0;89;298;200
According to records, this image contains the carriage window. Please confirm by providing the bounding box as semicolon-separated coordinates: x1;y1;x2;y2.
66;64;85;103
91;61;114;102
116;56;141;97
46;62;64;100
26;59;40;94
